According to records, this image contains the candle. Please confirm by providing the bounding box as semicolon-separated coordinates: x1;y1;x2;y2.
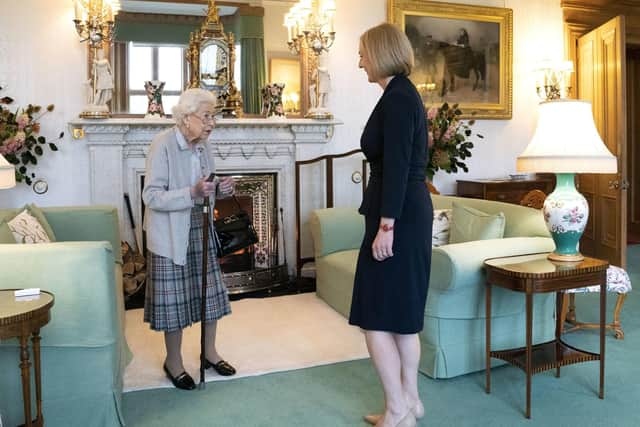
74;0;82;20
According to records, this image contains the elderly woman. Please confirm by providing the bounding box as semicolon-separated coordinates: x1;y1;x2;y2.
142;88;236;390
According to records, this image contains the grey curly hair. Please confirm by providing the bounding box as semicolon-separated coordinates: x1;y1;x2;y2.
172;88;217;124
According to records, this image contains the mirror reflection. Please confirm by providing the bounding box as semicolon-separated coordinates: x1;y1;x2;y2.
111;0;303;117
200;41;229;90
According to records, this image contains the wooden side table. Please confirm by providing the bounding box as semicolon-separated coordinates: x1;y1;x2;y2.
0;290;54;427
456;178;555;205
484;254;608;419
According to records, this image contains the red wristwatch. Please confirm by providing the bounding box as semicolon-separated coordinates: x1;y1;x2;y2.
379;224;394;232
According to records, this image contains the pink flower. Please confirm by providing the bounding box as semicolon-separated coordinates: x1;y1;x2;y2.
0;137;23;155
427;107;438;120
15;131;26;144
16;113;30;130
443;124;457;142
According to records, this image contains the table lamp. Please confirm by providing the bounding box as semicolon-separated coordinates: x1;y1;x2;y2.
517;99;617;261
0;153;16;189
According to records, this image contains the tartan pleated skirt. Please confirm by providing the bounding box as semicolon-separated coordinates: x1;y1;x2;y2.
144;207;231;332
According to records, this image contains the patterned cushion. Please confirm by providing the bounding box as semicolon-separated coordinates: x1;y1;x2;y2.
432;209;452;247
566;265;632;294
2;204;56;244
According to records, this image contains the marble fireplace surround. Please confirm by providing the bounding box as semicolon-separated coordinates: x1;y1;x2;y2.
68;117;342;275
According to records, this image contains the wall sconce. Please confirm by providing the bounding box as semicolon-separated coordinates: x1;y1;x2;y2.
73;0;119;119
535;60;573;101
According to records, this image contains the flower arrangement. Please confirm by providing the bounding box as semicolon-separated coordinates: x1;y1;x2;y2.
0;87;63;186
426;102;483;181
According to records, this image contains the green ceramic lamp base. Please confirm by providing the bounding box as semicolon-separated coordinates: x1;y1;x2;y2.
543;173;589;263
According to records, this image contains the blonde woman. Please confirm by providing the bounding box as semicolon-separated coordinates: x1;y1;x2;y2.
350;23;432;427
143;88;236;390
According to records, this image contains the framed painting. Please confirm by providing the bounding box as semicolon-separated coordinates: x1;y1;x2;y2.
388;0;513;119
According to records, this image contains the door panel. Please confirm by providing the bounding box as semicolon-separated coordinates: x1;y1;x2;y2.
577;16;627;267
627;48;640;240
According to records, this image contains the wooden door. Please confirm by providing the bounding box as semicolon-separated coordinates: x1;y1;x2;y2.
627;47;640;241
577;16;627;267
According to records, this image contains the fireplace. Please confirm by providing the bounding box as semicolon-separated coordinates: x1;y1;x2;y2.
141;173;288;294
69;116;341;284
213;173;288;294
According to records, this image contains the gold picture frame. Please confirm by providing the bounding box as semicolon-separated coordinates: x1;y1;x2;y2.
388;0;513;119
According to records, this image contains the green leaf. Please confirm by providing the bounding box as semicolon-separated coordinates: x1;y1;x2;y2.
59;131;64;138
49;143;58;151
18;166;26;174
46;104;55;112
37;136;45;144
35;146;43;155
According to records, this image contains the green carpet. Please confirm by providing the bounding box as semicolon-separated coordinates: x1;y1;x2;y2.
122;246;640;426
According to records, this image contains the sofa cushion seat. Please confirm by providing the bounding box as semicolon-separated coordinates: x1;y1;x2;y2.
315;249;360;318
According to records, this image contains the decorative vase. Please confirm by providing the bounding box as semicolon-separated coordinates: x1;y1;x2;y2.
144;80;165;118
261;83;286;118
542;173;588;261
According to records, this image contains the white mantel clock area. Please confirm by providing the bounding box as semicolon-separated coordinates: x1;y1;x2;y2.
68;117;342;275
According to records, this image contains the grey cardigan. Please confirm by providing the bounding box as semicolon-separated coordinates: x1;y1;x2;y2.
142;127;216;265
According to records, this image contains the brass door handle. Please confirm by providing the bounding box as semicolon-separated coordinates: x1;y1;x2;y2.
608;180;619;189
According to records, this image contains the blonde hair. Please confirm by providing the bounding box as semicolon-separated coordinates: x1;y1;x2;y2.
360;23;414;80
172;88;217;124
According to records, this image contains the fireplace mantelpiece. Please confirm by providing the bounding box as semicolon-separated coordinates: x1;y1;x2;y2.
68;117;342;275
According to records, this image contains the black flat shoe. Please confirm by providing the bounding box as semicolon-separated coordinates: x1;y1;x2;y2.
163;364;196;390
203;358;236;376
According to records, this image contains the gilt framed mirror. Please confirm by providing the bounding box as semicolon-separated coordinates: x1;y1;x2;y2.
110;0;308;118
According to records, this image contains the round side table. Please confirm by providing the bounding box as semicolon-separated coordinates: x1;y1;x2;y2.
0;290;54;427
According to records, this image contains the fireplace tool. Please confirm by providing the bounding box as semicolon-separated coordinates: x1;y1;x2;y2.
199;174;216;389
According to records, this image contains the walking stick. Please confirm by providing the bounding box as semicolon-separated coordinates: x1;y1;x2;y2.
199;174;216;389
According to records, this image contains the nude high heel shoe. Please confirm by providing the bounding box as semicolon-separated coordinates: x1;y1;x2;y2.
396;412;417;427
363;411;417;427
363;405;423;425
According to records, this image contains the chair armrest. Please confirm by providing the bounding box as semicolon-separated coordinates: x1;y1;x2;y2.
431;237;555;292
0;242;121;347
41;205;122;264
310;207;364;257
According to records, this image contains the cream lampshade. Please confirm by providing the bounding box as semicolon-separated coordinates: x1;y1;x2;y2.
0;154;16;189
517;99;617;261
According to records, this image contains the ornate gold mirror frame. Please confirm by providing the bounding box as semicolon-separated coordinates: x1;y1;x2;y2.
187;0;243;117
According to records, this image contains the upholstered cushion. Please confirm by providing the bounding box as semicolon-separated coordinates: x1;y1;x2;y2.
0;222;14;243
565;265;632;294
432;209;452;247
450;202;505;244
1;204;57;243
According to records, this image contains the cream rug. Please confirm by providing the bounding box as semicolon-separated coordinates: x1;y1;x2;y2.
123;293;369;392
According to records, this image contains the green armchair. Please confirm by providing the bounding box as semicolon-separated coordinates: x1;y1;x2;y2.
310;195;557;379
0;205;131;427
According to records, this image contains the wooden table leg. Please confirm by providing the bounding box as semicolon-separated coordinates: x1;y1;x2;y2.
486;282;491;394
555;291;563;378
19;334;33;427
526;292;533;419
32;329;43;426
600;283;606;399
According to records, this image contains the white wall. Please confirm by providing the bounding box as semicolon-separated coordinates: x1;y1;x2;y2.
0;0;564;210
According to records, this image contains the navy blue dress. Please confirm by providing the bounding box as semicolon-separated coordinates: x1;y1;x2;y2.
348;75;433;334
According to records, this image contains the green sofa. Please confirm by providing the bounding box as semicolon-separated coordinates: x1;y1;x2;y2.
0;206;131;427
310;194;557;379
